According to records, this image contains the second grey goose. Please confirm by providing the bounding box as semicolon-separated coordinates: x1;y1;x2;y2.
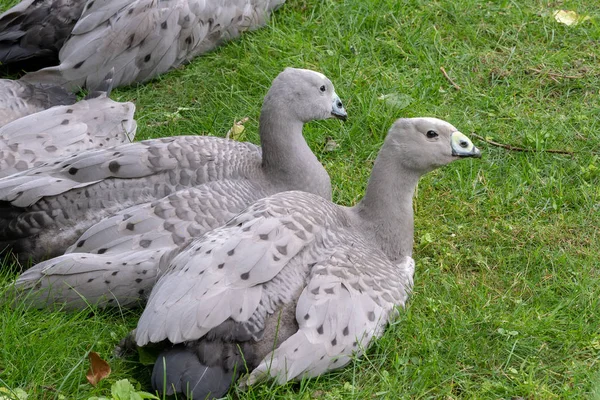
130;117;481;399
0;68;346;263
21;0;286;90
0;71;137;178
0;79;76;127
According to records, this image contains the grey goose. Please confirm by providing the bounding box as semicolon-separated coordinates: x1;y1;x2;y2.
0;68;346;263
129;117;481;399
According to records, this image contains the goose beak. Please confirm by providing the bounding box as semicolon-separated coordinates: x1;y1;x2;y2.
331;91;348;121
451;131;481;158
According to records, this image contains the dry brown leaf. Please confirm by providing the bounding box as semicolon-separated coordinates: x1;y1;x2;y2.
86;351;111;386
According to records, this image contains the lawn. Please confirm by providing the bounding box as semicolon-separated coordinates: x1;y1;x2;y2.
1;0;599;398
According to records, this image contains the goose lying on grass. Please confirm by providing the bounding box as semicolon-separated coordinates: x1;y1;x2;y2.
127;117;481;399
0;0;85;71
0;79;76;127
21;0;286;90
0;67;346;264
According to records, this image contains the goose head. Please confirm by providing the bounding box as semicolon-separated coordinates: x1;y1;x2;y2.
385;117;481;174
262;67;347;123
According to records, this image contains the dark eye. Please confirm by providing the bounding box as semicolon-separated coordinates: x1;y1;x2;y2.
319;85;326;92
426;130;438;138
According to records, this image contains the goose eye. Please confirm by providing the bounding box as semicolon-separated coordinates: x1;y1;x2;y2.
319;85;326;92
426;130;438;138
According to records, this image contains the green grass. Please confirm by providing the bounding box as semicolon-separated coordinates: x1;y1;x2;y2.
1;0;600;398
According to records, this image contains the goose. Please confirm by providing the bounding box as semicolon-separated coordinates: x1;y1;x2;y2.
0;68;347;263
0;79;76;127
20;0;286;90
0;71;137;178
0;0;85;71
129;117;481;399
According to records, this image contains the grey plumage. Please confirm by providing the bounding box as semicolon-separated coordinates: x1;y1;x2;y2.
0;0;85;70
132;118;481;398
0;73;136;178
21;0;286;90
0;79;76;127
3;68;346;264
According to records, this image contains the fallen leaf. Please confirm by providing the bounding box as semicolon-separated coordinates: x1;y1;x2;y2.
111;379;158;400
225;117;249;140
86;351;111;386
377;93;413;109
553;10;590;26
324;138;339;152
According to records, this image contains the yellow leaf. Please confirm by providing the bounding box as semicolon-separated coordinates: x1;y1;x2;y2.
226;117;249;141
86;351;111;386
553;10;591;26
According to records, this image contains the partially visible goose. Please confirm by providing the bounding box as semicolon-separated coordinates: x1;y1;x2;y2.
0;71;137;178
0;0;85;70
0;68;346;263
21;0;286;90
0;79;76;127
130;117;481;399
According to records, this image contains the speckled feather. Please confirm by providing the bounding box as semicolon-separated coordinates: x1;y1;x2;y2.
0;79;76;127
0;93;137;178
135;191;414;381
21;0;286;89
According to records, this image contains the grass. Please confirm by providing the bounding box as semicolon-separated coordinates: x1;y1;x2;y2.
1;0;600;398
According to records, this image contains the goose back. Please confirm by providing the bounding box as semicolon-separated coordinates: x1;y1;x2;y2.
21;0;286;89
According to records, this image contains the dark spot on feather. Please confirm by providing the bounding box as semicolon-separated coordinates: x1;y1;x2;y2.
311;286;319;295
294;348;298;353
217;263;224;269
276;245;287;255
87;278;94;282
353;341;358;347
273;255;280;262
144;54;151;62
98;248;107;254
86;1;94;8
295;231;307;240
304;313;310;320
240;272;249;280
185;36;192;44
66;109;73;113
76;239;85;247
242;226;251;232
128;8;133;14
317;325;324;334
61;119;69;125
122;263;127;266
135;278;142;283
142;270;147;274
105;280;110;284
333;359;338;364
73;60;85;69
45;145;57;152
108;161;120;173
139;239;151;248
208;17;214;24
184;15;190;22
205;249;212;254
108;299;114;303
308;262;317;268
239;307;243;313
320;355;325;360
161;21;167;29
324;288;334;294
331;338;337;346
126;223;134;231
139;38;145;46
343;326;349;336
259;234;268;240
368;311;375;321
127;34;135;47
138;289;144;295
227;249;235;256
112;271;118;276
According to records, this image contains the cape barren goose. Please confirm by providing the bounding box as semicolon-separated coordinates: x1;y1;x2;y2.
129;117;481;399
0;68;346;263
0;0;85;71
20;0;286;90
0;71;136;178
0;79;76;127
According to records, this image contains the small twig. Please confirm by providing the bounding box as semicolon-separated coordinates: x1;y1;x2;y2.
440;66;461;90
528;67;584;80
471;133;574;155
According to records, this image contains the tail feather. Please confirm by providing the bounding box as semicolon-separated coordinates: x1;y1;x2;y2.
152;346;234;399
